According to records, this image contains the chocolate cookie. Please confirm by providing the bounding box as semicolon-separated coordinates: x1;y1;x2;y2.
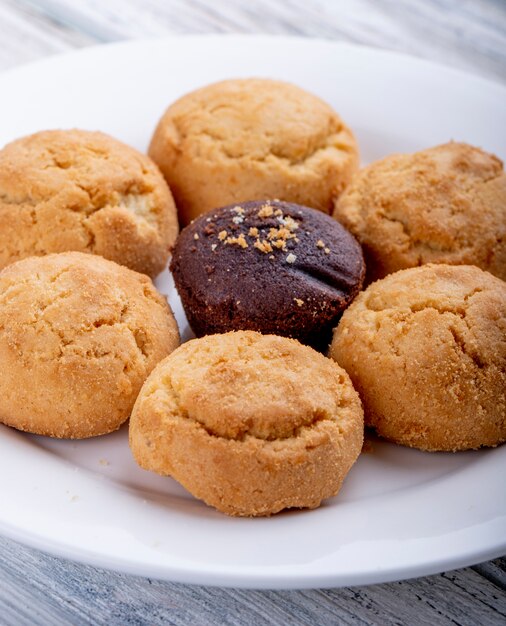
170;200;365;349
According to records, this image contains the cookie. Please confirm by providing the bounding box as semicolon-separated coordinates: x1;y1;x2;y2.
329;264;506;451
0;252;180;438
333;142;506;282
0;129;179;277
149;78;359;225
170;200;365;350
129;331;364;516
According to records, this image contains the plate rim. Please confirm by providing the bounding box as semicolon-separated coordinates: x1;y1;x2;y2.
0;34;505;589
1;33;505;94
1;514;505;589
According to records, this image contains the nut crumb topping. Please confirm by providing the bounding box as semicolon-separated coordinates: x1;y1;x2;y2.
294;298;304;307
317;240;325;248
282;216;299;231
207;205;305;260
324;247;330;254
267;227;296;243
257;204;274;218
225;234;248;248
272;239;287;251
193;233;199;240
254;239;273;253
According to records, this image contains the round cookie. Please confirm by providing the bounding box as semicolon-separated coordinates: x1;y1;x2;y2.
0;129;179;277
333;142;506;282
129;331;364;516
329;264;506;452
149;78;359;225
170;200;365;350
0;252;180;438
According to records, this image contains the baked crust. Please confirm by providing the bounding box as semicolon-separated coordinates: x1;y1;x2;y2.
0;252;180;438
149;78;359;225
330;264;506;451
129;331;364;516
333;142;506;282
0;129;179;276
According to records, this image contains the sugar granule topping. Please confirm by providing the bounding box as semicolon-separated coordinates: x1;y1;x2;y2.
232;206;244;214
324;247;330;254
232;215;244;224
286;253;297;264
317;240;325;248
211;244;217;251
193;233;199;240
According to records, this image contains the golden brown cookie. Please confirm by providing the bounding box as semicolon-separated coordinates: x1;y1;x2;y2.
0;129;179;277
333;142;506;282
129;331;363;516
149;78;359;225
330;264;506;452
0;252;180;438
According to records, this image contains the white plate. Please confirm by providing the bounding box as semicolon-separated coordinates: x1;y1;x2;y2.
0;35;505;590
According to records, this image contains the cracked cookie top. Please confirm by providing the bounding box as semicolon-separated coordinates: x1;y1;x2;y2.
170;200;365;350
149;78;359;225
333;141;506;282
0;129;178;277
330;263;506;451
129;330;363;516
0;252;180;438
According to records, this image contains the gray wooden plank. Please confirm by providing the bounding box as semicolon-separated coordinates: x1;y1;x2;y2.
473;559;506;591
2;0;506;81
0;1;505;624
0;0;94;70
0;536;505;626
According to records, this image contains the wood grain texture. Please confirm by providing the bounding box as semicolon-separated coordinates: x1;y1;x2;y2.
0;1;505;624
1;537;505;626
0;0;93;70
1;0;506;81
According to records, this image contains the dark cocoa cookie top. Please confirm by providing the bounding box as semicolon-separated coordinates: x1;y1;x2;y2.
170;200;365;349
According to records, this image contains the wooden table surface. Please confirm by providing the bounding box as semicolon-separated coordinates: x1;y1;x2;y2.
0;1;505;624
